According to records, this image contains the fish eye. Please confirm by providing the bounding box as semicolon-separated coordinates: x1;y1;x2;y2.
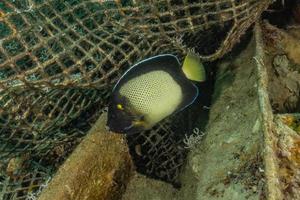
117;104;124;110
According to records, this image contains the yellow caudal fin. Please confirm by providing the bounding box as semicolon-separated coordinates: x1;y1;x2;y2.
182;52;206;82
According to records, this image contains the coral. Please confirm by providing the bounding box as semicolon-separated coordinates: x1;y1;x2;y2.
183;127;206;149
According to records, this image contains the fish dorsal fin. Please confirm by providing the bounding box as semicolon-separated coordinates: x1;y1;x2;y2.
182;53;206;82
112;54;180;92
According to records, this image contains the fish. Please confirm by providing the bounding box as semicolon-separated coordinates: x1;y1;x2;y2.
107;53;205;135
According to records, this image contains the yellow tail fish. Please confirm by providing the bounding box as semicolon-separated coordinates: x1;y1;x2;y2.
107;53;205;135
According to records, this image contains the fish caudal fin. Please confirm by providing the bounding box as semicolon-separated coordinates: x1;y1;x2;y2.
182;53;206;82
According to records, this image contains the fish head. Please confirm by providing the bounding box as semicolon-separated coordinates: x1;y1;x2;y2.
107;94;147;135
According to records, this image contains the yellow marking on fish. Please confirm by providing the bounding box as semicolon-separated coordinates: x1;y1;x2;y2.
133;120;147;127
182;53;206;82
117;104;124;110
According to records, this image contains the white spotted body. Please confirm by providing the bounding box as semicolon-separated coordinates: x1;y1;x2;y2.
119;70;183;128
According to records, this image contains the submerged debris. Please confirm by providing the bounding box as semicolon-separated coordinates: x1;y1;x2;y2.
262;22;300;113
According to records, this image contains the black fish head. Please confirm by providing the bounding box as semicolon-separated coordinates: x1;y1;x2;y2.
107;94;146;135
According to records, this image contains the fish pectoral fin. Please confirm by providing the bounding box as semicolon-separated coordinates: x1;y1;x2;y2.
182;52;206;82
133;120;147;127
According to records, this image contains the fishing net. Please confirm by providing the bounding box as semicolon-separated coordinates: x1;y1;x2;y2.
0;0;271;199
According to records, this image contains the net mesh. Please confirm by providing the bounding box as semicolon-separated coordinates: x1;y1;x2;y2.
0;0;271;198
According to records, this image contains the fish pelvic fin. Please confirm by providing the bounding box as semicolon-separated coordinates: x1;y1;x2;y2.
182;52;206;82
